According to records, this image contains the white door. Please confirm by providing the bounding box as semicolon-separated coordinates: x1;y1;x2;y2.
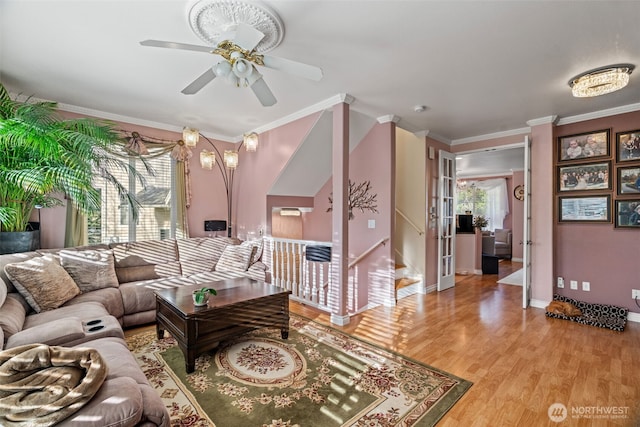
437;150;456;291
522;135;532;308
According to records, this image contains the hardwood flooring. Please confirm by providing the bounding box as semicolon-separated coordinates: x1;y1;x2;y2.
291;261;640;426
127;262;640;426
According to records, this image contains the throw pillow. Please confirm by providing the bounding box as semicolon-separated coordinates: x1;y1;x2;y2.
215;244;253;272
241;238;264;265
60;249;119;293
4;255;80;313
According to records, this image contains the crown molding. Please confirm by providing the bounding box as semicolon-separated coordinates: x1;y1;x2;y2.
377;115;400;124
450;126;530;146
244;93;356;140
556;102;640;126
424;131;450;145
526;115;559;127
58;103;236;143
413;130;430;139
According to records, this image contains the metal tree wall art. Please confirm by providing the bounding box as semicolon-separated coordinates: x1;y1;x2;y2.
327;180;379;220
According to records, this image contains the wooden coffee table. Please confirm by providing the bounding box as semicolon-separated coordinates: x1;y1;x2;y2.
154;277;291;373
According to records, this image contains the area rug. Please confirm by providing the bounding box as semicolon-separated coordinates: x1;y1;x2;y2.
127;315;472;427
497;268;523;286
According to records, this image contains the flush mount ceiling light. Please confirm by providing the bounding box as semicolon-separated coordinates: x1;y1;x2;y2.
569;64;634;98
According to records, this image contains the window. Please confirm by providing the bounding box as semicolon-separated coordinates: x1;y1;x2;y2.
456;178;509;231
92;152;181;243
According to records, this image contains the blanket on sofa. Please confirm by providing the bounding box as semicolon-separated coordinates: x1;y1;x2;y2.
0;344;107;426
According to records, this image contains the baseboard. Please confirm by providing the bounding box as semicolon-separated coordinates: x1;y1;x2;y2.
330;313;351;326
511;257;523;262
530;299;547;309
425;283;437;294
530;299;640;323
396;280;424;301
628;311;640;323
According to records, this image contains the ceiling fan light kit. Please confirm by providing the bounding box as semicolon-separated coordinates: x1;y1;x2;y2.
140;0;321;106
569;63;634;98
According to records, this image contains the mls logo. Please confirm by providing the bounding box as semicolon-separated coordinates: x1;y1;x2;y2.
548;403;568;423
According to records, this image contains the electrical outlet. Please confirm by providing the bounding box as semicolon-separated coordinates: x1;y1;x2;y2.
632;289;640;299
582;281;590;291
557;277;564;288
570;280;578;290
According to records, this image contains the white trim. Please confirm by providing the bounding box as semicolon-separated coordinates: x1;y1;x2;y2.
424;283;437;294
330;313;351;326
557;102;640;125
526;115;559;127
628;311;640;323
249;93;355;138
450;127;531;145
425;131;450;145
511;257;523;262
377;115;400;124
530;299;547;309
413;130;430;138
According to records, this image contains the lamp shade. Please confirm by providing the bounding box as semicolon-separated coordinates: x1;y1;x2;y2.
200;150;215;170
183;127;200;147
224;150;238;169
244;132;258;152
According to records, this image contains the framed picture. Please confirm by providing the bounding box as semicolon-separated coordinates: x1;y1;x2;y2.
617;166;640;195
616;129;640;162
558;195;610;222
558;129;609;162
557;161;611;192
614;199;640;228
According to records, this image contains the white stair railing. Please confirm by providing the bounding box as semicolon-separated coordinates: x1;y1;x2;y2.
265;237;332;312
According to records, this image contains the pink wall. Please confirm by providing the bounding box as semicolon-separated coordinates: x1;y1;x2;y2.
554;110;640;312
302;122;395;308
232;113;322;239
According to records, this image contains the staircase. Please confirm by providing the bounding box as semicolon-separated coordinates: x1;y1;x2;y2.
395;264;421;303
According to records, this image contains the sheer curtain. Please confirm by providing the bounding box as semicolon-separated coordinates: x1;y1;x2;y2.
474;178;509;231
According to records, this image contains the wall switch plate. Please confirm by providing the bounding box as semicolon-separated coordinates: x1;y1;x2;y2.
368;219;376;229
582;281;590;291
557;277;564;288
632;289;640;299
570;280;578;290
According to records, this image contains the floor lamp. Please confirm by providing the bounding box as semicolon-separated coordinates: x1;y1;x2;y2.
182;127;258;238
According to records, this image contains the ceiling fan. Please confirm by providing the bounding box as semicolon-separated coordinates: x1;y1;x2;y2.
140;23;322;107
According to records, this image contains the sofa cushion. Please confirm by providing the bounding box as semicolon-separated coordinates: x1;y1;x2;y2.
62;287;125;321
4;255;80;313
60;376;143;427
216;243;253;272
60;248;119;293
6;317;85;348
111;239;181;283
22;301;110;330
119;276;197;315
177;237;237;276
0;294;27;338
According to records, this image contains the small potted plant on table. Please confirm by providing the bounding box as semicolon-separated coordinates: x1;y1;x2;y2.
192;287;217;306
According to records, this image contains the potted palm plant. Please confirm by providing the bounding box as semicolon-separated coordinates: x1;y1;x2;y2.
0;83;145;254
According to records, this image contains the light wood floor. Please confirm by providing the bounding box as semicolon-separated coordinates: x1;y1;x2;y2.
128;262;640;426
291;261;640;426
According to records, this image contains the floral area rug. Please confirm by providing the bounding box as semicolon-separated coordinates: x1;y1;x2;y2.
126;315;471;427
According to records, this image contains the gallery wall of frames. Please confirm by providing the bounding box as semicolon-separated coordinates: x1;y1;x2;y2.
556;127;640;228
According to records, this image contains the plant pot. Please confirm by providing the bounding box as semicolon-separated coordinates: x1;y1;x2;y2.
193;292;210;306
0;230;40;255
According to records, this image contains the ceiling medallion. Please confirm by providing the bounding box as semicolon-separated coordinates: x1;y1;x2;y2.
189;0;284;53
568;64;635;98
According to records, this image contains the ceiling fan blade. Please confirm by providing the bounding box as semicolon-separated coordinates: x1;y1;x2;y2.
140;39;213;53
250;76;277;107
262;55;323;81
233;23;265;52
181;68;217;95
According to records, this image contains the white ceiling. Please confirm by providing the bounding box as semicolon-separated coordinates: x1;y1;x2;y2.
1;0;639;146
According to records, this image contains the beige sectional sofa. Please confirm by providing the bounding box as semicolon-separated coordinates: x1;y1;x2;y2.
0;236;266;426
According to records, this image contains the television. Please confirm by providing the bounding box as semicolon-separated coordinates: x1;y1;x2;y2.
456;214;474;233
